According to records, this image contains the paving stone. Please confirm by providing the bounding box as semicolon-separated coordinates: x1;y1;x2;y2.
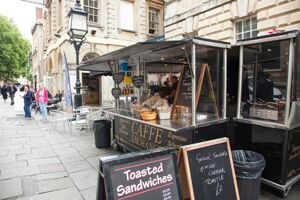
28;158;60;166
79;148;114;158
0;166;40;180
70;169;98;190
0;178;23;199
51;143;72;149
86;156;100;167
31;147;53;154
63;160;92;173
0;156;16;163
0;150;8;157
59;153;84;163
0;161;27;171
0;145;23;151
24;143;50;149
8;148;31;156
17;187;83;200
17;153;41;161
36;172;68;181
80;187;97;200
37;177;74;193
66;135;93;142
54;147;78;155
22;176;38;197
72;140;95;151
39;163;65;173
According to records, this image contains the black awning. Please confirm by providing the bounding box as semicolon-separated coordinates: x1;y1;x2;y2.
78;61;112;73
79;38;230;73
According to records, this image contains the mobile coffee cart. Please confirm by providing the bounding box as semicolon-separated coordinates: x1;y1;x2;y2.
81;38;230;152
234;30;300;197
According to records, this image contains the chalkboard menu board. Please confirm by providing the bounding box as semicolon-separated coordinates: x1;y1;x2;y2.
178;138;239;200
132;75;144;88
113;73;125;84
100;148;182;200
173;66;192;108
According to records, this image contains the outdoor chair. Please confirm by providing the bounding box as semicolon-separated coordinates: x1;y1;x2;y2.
48;110;72;134
86;109;106;134
71;106;92;132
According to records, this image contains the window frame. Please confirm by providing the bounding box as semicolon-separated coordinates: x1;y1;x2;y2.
235;16;258;41
146;2;164;36
83;0;100;24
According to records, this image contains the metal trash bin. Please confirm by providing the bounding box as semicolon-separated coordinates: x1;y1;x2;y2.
232;150;266;200
93;120;111;148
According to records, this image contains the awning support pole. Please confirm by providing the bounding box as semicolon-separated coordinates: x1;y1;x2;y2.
192;44;196;125
237;46;243;118
285;38;295;126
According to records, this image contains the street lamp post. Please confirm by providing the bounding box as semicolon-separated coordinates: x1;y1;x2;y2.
67;0;88;108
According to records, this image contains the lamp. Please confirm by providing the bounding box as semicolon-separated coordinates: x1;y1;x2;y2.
67;0;88;108
67;0;88;41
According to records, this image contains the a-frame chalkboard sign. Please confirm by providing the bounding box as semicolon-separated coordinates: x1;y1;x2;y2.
172;64;219;118
178;138;240;200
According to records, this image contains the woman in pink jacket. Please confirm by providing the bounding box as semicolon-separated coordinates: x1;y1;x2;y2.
36;83;49;121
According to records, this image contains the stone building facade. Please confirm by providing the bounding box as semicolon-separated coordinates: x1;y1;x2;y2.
32;0;164;104
164;0;300;42
31;8;44;90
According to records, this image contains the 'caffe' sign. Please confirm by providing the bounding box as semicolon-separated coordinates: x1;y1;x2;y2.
101;148;182;200
114;116;193;151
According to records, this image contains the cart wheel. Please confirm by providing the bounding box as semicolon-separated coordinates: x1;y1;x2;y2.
112;142;120;151
280;187;291;198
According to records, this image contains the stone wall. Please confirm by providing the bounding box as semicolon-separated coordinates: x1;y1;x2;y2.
165;0;300;42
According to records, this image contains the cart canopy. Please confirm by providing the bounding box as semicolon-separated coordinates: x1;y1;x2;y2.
79;37;230;73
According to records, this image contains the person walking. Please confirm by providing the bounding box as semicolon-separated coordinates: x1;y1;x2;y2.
22;85;32;118
0;84;8;103
8;84;17;105
35;83;49;121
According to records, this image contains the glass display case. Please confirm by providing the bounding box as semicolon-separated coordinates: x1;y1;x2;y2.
236;31;300;129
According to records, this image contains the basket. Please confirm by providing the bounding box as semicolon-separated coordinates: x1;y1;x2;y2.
140;111;157;121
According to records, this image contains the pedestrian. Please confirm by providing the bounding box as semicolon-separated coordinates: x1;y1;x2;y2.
8;84;17;105
22;85;32;119
0;84;8;103
35;83;49;121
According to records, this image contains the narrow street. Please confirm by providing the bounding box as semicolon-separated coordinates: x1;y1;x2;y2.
0;100;299;200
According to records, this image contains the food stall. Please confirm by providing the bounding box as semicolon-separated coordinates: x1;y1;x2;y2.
233;30;300;197
80;38;230;152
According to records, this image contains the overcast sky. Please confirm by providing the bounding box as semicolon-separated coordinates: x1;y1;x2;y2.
0;0;43;42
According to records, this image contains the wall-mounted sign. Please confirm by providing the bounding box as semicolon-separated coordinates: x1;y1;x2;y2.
99;148;182;200
178;138;240;200
132;75;144;88
112;87;122;99
113;73;125;84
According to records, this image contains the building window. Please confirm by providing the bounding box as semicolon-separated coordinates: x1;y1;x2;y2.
148;7;161;35
84;0;99;23
235;16;258;40
119;0;134;31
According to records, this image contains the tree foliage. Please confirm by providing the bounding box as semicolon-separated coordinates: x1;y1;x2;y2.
0;15;31;82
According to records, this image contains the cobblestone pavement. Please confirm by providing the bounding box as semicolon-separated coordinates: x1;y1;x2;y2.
0;100;299;199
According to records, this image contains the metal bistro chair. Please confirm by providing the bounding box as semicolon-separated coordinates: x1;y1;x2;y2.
48;110;72;134
86;108;107;134
71;106;92;133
